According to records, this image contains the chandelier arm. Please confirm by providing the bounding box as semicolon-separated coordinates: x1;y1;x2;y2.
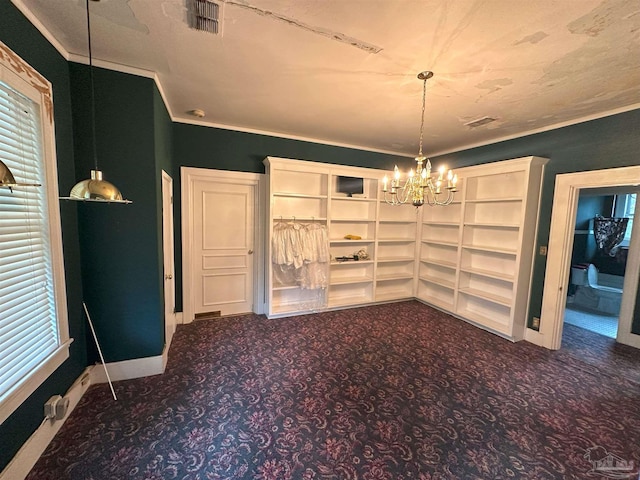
384;190;402;206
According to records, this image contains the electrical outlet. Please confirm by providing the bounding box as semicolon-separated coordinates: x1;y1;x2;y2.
44;394;69;420
532;317;540;329
539;246;547;256
44;395;62;420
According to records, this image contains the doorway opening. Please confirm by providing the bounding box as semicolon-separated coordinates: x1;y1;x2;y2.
564;190;636;340
538;165;640;351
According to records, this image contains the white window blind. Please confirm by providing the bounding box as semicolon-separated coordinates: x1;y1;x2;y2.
0;81;59;407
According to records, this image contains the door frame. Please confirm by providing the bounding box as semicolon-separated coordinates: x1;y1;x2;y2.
538;165;640;349
161;170;176;346
181;167;264;323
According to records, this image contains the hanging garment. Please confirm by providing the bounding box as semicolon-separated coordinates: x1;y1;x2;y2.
272;221;329;289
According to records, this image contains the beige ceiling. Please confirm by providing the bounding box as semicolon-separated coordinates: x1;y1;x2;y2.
13;0;640;157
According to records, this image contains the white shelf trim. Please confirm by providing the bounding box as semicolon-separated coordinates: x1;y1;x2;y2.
273;192;327;199
419;275;455;289
461;244;518;255
460;267;515;282
377;256;415;263
420;258;457;269
458;287;512;307
465;197;523;204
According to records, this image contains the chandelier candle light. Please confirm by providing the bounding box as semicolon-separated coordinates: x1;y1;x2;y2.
382;71;457;207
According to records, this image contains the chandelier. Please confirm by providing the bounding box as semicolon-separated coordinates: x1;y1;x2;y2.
382;71;457;207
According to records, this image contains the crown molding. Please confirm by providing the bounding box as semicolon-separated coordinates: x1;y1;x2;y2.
430;103;640;158
11;0;70;60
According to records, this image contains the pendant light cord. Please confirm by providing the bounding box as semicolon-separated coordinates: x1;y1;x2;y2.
86;0;99;172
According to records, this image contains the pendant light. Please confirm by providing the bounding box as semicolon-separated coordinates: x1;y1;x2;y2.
62;0;131;203
0;160;40;191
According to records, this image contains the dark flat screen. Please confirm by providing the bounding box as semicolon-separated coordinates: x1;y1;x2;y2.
337;176;364;196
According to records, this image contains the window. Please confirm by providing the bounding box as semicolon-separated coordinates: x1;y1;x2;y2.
0;42;70;425
614;193;637;247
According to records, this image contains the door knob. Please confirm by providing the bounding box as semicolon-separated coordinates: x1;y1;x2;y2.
248;249;254;255
165;274;173;280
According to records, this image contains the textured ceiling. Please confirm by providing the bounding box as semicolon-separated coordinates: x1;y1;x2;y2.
13;0;640;157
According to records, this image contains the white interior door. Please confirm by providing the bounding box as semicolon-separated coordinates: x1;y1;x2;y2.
192;180;255;317
162;171;176;346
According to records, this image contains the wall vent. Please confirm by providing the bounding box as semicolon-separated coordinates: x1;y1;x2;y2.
188;0;221;34
464;116;497;128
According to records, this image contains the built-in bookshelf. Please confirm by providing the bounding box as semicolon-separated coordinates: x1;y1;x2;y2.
417;156;548;340
266;157;413;317
265;156;548;341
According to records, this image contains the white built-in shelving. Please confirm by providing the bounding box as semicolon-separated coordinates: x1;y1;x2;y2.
417;156;548;340
265;156;547;341
265;157;419;317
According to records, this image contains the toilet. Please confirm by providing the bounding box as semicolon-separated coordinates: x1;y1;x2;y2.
571;264;623;315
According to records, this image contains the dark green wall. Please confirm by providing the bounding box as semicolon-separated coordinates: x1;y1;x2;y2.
171;124;408;313
431;109;640;330
69;63;164;362
0;0;86;470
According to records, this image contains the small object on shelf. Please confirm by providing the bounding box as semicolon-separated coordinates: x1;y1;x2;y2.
355;249;370;260
335;249;370;262
344;234;362;240
336;255;358;262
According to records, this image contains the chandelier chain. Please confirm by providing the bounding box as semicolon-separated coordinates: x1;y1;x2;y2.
418;76;427;158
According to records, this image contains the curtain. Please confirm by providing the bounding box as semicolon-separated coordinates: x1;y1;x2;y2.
593;217;629;256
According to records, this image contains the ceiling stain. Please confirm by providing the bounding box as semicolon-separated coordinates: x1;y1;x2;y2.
476;78;513;91
567;0;629;37
473;78;513;103
535;0;640;105
514;31;549;45
95;0;149;34
225;0;382;54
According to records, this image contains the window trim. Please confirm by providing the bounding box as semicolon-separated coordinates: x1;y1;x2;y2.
0;41;70;425
613;193;637;247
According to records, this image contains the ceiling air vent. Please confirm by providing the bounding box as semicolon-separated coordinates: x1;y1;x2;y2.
464;116;497;128
188;0;221;34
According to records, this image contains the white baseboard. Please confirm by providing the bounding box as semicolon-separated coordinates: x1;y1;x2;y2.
90;333;173;384
1;337;175;480
176;312;184;325
91;352;167;384
0;366;94;480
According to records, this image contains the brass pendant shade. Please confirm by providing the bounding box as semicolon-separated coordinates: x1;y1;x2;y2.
0;159;16;186
0;159;41;189
69;169;126;202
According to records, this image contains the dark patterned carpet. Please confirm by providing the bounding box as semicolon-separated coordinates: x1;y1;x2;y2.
27;301;640;479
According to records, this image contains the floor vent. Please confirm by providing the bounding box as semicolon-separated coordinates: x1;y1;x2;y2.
187;0;221;34
194;310;221;321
